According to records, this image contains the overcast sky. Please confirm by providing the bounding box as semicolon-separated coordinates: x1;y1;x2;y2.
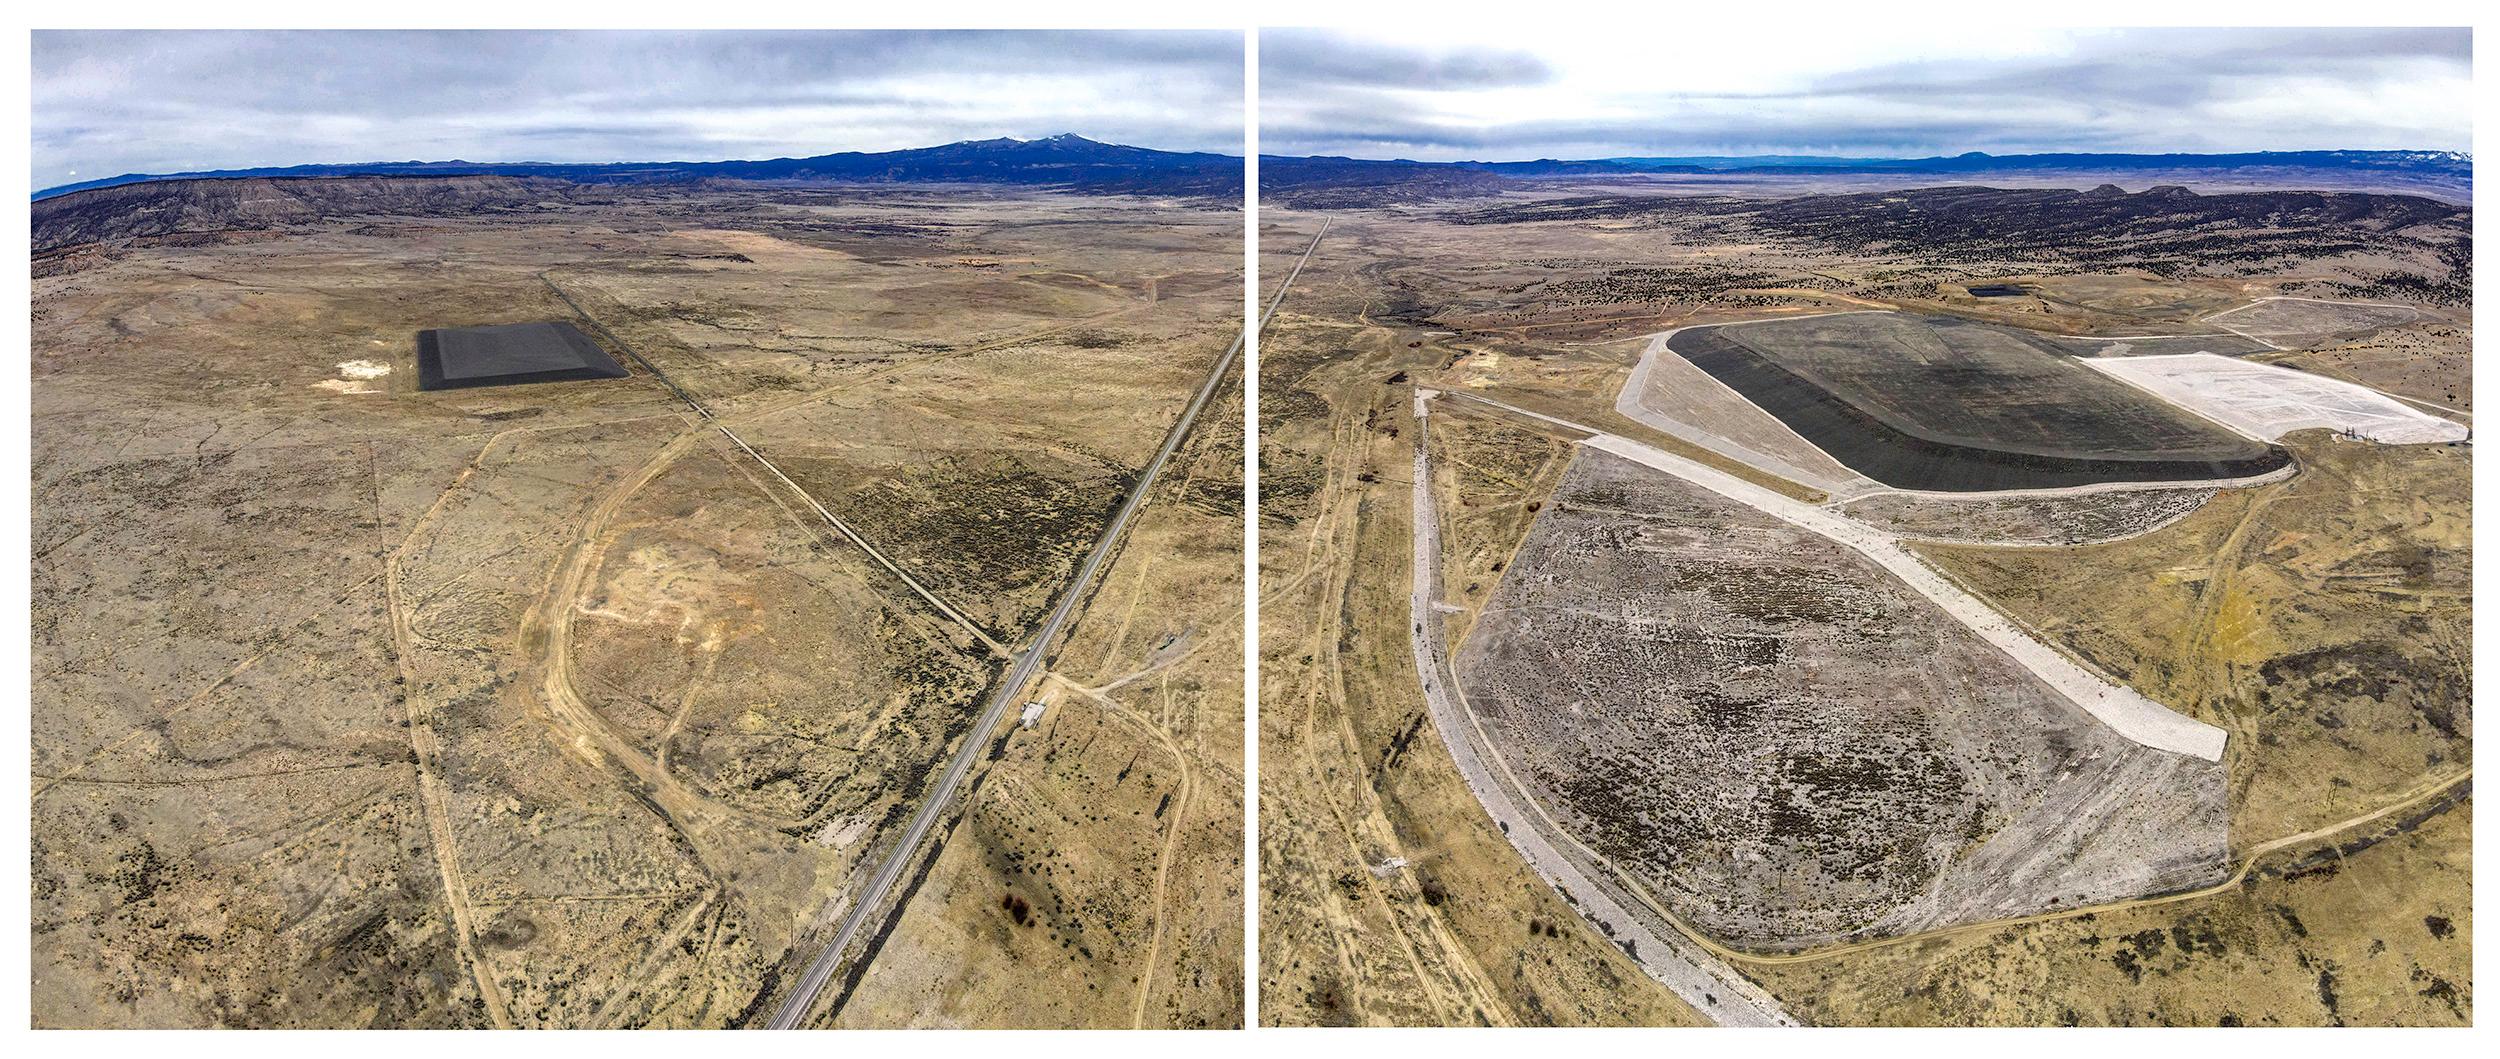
31;30;1244;190
1261;27;2472;161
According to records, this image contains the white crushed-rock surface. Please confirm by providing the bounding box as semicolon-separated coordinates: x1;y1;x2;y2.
2087;353;2467;445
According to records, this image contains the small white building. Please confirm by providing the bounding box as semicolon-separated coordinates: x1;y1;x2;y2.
1019;701;1049;729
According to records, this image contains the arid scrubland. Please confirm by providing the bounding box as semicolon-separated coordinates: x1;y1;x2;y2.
32;180;1243;1028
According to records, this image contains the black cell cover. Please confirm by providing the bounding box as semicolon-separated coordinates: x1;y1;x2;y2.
416;321;630;391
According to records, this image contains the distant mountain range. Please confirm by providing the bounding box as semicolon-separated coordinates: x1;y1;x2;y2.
38;140;2471;210
33;134;1243;201
1264;149;2471;206
1454;149;2472;178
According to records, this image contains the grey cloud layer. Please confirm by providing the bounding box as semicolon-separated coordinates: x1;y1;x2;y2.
1261;28;2470;160
1258;28;1552;89
33;30;1243;188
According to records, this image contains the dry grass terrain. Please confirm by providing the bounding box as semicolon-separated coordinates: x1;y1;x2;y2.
1748;798;2470;1026
1423;409;1578;650
827;373;1245;1029
1258;218;1709;1027
2258;321;2474;413
1918;433;2469;844
30;181;1242;1028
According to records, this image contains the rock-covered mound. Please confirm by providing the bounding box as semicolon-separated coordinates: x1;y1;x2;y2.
1453;450;2231;950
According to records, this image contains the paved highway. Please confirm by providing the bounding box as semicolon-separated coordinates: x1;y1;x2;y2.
763;230;1313;1029
1262;220;1329;331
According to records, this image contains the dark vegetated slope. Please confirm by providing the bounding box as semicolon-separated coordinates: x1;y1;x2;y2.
1451;185;2471;304
1810;148;2468;175
1747;185;2458;264
1669;321;2290;491
809;451;1134;643
1267;149;2469;207
1259;156;1510;208
29;175;582;253
647;135;1242;197
1462;148;2469;182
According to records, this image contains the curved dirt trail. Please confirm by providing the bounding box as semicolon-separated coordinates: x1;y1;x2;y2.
380;426;557;1029
517;429;802;843
1264;226;1525;1025
1064;677;1201;1030
1292;391;1490;1024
